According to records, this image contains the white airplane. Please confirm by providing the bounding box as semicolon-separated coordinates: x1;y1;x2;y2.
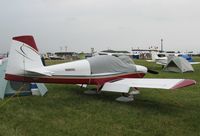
147;51;200;65
146;51;168;63
5;36;196;102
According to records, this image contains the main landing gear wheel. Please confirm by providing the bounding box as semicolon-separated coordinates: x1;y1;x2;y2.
116;95;134;102
116;88;140;102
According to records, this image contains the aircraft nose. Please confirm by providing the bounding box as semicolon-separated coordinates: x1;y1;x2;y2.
136;65;148;73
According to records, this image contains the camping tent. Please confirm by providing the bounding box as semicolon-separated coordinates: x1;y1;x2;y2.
163;57;194;73
0;58;48;99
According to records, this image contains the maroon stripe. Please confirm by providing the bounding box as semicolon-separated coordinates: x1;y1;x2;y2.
13;35;38;51
171;79;196;89
5;73;145;85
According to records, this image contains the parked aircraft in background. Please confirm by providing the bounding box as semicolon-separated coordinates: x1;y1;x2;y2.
147;51;200;65
49;55;64;60
5;36;196;102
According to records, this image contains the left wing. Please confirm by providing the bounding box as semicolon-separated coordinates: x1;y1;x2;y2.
101;78;196;93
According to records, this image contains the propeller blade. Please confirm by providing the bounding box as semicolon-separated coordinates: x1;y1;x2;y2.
147;69;159;74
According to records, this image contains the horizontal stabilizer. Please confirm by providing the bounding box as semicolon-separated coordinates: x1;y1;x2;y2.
101;78;196;93
26;67;53;76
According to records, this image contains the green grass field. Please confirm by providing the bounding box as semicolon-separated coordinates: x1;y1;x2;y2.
0;58;200;136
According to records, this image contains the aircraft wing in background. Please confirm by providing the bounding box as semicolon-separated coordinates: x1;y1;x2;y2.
189;62;200;65
156;61;200;65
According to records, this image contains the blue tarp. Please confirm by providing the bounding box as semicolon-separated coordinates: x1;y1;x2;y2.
179;54;193;62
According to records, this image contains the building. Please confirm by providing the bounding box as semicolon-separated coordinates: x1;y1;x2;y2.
98;50;131;56
132;49;159;59
55;52;79;60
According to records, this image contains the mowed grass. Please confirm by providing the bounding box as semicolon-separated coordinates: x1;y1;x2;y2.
0;58;200;136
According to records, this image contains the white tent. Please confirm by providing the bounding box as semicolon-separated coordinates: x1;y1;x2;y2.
163;57;194;73
0;59;48;99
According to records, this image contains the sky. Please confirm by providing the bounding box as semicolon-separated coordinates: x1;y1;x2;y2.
0;0;200;53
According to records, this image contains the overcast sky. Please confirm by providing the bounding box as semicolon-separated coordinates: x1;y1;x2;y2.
0;0;200;53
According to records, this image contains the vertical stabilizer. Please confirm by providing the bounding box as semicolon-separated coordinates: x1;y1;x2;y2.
5;35;44;80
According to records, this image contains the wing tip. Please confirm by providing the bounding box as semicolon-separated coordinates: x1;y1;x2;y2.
171;79;196;89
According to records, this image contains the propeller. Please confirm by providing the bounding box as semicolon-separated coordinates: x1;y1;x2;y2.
147;69;159;74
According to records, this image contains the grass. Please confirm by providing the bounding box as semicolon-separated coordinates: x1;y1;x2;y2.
0;57;200;136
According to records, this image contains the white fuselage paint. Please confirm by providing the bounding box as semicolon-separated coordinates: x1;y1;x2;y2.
45;60;91;76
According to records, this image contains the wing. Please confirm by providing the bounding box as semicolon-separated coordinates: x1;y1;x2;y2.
101;78;196;93
146;60;155;62
156;61;166;65
190;62;200;65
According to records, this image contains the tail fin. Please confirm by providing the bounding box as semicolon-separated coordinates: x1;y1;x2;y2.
5;35;47;81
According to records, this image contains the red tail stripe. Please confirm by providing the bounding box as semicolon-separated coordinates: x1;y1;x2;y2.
13;35;38;51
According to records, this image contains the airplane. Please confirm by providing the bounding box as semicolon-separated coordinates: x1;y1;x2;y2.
146;51;168;63
5;35;196;102
147;51;200;65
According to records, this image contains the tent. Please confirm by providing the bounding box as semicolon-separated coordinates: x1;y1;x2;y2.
0;58;48;99
163;57;194;73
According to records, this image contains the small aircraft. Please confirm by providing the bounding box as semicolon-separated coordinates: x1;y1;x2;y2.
5;35;196;102
147;51;200;65
146;51;168;64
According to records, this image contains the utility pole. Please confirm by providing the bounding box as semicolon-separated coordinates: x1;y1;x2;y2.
161;38;163;52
